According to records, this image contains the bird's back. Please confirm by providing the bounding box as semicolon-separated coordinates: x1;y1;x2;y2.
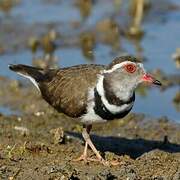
9;64;105;118
40;64;105;117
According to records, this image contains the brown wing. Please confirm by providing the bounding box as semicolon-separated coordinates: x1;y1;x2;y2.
39;64;105;118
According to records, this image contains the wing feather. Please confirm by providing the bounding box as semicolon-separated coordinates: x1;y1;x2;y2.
39;64;104;117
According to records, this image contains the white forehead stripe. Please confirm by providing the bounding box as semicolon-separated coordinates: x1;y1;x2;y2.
103;61;145;74
103;61;136;73
137;63;146;73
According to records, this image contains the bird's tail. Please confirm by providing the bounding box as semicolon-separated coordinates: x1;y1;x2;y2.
9;64;45;82
9;64;46;90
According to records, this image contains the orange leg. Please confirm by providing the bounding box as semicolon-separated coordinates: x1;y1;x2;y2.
74;124;119;166
73;125;91;162
73;141;88;162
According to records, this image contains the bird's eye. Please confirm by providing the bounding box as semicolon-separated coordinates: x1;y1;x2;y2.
124;64;136;73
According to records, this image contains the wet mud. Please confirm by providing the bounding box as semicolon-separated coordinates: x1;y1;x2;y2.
0;0;180;179
0;79;180;179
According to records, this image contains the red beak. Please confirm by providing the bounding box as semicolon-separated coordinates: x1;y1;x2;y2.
142;74;162;86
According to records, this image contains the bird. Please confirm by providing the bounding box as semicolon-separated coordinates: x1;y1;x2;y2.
9;56;161;166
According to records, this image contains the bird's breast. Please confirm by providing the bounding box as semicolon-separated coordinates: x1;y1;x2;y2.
81;86;135;124
93;88;134;120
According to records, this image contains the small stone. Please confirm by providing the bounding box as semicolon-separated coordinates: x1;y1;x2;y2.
14;126;30;136
105;151;115;161
17;117;22;122
34;111;45;116
50;127;65;144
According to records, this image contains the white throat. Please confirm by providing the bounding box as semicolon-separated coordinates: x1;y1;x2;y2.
96;75;134;114
110;79;135;101
100;71;135;101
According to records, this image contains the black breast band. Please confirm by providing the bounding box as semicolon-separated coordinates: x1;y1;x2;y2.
93;88;134;120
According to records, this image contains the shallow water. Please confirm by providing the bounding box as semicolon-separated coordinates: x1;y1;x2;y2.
0;0;179;121
0;106;20;116
134;86;179;121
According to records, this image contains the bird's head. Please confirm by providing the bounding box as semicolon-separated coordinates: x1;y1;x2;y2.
102;56;161;100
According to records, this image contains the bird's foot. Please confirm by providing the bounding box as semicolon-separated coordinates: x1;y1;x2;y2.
73;155;103;164
73;154;88;162
73;155;119;166
98;158;120;166
83;157;120;166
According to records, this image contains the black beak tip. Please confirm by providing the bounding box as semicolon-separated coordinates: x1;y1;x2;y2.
153;80;162;86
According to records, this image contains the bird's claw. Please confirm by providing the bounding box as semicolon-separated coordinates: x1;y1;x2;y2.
73;154;88;162
73;155;119;166
100;159;120;166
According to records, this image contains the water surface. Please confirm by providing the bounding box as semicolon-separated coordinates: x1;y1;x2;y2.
0;0;179;121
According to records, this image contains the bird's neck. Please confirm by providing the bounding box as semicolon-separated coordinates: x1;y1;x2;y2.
96;74;135;107
102;74;135;102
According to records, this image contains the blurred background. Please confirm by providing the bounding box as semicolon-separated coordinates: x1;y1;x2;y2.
0;0;179;121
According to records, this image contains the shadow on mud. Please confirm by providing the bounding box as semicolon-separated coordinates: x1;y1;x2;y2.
67;131;180;158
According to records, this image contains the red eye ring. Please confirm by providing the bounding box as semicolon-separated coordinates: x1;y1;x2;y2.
124;64;136;73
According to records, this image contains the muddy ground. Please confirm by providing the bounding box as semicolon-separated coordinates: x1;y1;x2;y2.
0;0;180;179
0;78;180;180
